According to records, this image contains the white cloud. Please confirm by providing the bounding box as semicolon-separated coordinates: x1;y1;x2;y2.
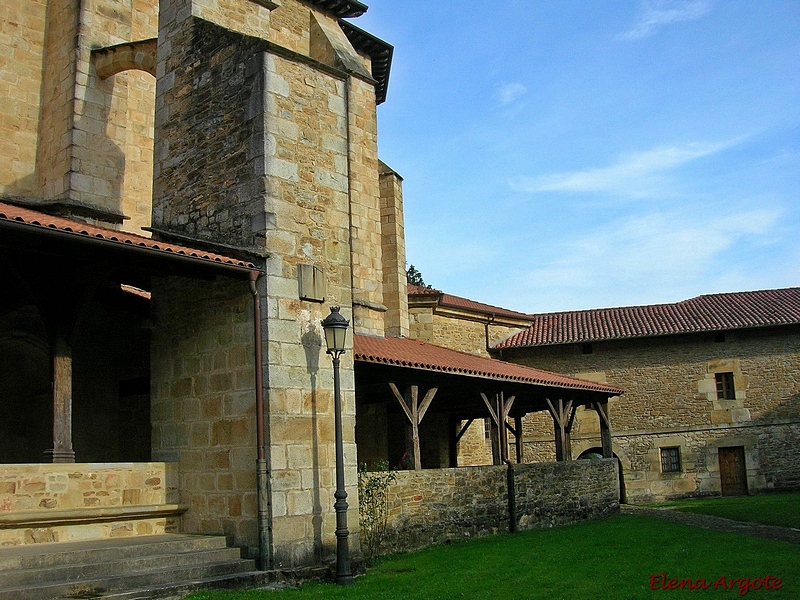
620;0;712;40
509;207;782;311
511;140;736;199
496;83;527;106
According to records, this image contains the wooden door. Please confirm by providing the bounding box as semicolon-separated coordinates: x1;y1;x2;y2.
719;446;748;496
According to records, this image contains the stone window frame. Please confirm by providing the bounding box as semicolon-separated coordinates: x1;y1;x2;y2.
660;446;682;473
698;359;750;425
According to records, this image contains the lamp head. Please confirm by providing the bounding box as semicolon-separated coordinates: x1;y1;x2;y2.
321;306;349;356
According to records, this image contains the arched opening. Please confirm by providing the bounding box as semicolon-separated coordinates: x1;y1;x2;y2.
0;307;51;462
578;447;627;503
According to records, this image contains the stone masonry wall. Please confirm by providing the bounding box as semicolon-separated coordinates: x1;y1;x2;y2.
409;309;524;359
154;0;370;569
378;460;619;555
379;166;409;337
1;0;158;234
0;463;178;545
0;0;48;197
150;275;259;549
506;325;800;502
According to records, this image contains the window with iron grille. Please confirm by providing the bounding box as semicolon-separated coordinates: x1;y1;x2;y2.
484;417;491;440
715;372;735;400
660;447;681;473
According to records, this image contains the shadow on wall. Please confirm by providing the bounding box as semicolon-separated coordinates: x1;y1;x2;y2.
302;324;324;563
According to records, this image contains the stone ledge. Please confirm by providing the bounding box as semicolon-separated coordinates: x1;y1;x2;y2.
0;504;188;529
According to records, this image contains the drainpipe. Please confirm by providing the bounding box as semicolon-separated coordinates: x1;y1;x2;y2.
484;313;496;354
249;271;273;570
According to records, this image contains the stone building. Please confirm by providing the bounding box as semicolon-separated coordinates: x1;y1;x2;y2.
406;285;535;465
0;0;623;591
493;288;800;503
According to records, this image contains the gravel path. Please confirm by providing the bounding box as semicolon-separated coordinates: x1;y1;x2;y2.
621;504;800;546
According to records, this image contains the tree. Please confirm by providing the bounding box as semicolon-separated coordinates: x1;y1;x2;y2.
406;264;429;288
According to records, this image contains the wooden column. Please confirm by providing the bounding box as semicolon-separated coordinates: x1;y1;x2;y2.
514;415;524;463
451;418;475;468
44;332;75;463
595;399;613;459
546;398;577;462
481;392;515;463
389;383;437;470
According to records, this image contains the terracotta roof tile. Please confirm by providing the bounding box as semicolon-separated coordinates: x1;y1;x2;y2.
407;284;441;296
354;334;623;395
407;284;534;321
0;202;258;272
495;288;800;348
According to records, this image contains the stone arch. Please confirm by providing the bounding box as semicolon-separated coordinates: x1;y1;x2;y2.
92;39;157;80
576;443;630;504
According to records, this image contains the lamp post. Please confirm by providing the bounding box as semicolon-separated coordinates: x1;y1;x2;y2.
320;306;353;585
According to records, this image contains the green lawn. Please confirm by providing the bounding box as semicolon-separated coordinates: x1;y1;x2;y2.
655;493;800;529
186;513;800;600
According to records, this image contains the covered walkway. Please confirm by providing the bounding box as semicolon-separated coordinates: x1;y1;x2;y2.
353;334;623;469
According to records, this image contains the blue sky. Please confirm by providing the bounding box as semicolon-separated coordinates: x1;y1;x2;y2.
353;1;800;314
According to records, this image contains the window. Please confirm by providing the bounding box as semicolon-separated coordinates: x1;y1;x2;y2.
484;418;491;440
660;447;681;473
715;372;735;400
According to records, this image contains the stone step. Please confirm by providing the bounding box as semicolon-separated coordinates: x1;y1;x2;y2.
0;535;261;600
0;557;257;600
1;546;244;588
0;534;228;572
70;570;277;600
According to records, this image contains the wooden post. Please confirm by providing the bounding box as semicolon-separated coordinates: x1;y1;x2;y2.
45;333;75;463
546;398;574;462
389;383;437;470
514;415;524;463
481;392;515;463
595;400;613;459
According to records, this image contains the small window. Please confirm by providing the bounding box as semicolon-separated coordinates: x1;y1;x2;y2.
581;343;593;355
660;447;681;473
715;372;735;400
483;417;491;440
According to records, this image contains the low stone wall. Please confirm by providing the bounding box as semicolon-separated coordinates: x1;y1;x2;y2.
378;460;619;555
0;463;182;545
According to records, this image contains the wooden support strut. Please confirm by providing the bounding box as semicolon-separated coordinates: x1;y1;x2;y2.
389;383;438;470
480;392;515;463
546;398;577;462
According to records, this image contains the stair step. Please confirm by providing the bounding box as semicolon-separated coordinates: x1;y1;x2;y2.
0;546;244;588
71;570;277;600
0;557;257;600
0;534;229;572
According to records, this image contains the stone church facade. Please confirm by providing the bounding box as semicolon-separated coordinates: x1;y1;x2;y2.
0;0;402;569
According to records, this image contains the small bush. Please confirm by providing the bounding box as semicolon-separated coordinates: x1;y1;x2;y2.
357;460;397;564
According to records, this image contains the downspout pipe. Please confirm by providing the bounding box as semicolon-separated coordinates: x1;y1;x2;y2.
484;313;496;354
249;271;273;570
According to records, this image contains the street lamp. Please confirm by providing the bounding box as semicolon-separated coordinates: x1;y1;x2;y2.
320;306;352;585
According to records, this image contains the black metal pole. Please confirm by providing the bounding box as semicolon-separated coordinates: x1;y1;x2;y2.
332;354;353;585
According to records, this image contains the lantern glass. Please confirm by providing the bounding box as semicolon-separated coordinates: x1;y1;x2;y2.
321;306;349;355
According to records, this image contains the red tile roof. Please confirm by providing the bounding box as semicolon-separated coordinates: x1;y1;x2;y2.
0;202;258;272
354;333;623;394
407;284;534;321
495;288;800;349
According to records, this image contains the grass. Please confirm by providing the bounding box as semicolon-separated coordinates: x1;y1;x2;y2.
185;513;800;600
653;493;800;529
